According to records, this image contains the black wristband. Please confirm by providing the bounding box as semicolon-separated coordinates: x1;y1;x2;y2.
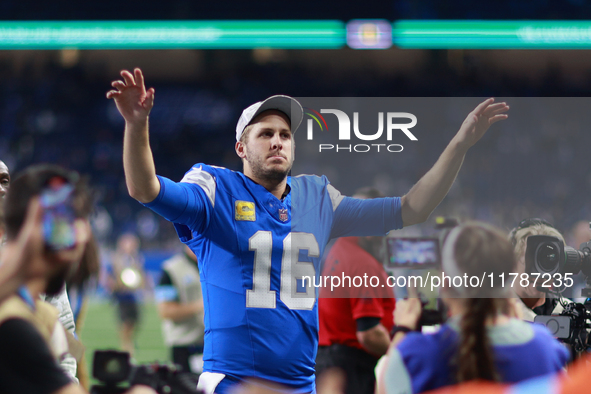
390;325;412;339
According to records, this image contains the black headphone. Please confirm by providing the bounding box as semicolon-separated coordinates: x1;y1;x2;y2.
509;218;556;247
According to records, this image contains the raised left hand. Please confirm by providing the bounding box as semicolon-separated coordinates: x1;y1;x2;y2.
455;98;509;150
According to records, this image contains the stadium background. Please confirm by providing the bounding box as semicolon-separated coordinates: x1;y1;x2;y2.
2;0;591;380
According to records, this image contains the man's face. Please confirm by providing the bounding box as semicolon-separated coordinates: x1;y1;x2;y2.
237;110;294;182
0;161;10;199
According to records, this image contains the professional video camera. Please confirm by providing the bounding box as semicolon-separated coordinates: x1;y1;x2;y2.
535;300;591;355
90;350;202;394
527;234;591;355
524;235;591;294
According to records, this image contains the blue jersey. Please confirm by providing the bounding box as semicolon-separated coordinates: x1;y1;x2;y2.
384;319;569;394
144;164;402;392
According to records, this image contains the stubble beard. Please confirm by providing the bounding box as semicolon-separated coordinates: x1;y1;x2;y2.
247;149;293;183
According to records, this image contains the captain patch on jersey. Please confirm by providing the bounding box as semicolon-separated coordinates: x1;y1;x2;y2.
235;201;256;221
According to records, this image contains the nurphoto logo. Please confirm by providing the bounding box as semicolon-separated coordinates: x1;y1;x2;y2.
304;107;418;153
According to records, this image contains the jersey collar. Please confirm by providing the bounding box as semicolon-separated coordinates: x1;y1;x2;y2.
240;173;292;203
281;180;291;201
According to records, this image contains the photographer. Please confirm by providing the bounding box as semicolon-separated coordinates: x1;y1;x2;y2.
0;164;156;394
378;222;568;394
0;158;81;382
509;218;568;320
156;245;204;374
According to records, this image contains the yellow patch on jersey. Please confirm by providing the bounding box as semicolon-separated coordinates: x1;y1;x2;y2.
235;201;256;221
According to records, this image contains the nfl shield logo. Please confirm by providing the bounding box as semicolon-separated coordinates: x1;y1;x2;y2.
279;208;288;222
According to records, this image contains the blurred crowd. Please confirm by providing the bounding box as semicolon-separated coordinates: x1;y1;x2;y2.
2;59;591;248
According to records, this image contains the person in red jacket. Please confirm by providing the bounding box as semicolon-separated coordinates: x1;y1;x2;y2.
316;187;395;394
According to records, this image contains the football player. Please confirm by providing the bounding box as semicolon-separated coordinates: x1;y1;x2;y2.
107;68;509;394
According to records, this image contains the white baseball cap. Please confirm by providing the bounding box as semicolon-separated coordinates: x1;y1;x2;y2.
235;95;304;142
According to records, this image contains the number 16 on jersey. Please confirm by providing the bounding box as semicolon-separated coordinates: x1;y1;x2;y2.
246;231;318;310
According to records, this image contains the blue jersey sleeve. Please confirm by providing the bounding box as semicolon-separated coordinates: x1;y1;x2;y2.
330;196;403;239
142;166;216;235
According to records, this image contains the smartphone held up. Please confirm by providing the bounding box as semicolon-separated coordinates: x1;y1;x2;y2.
40;177;77;251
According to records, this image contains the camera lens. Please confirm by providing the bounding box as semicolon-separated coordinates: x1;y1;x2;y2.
537;242;559;272
105;358;123;374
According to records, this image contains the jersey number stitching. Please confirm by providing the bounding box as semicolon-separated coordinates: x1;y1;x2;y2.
246;231;318;310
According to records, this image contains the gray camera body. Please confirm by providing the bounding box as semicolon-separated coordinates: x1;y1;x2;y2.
534;315;571;339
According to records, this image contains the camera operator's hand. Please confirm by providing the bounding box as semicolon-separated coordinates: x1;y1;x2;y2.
394;298;422;330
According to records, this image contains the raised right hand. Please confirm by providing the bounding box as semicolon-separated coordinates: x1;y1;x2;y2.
0;197;45;282
106;68;155;125
393;298;422;330
453;98;509;151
